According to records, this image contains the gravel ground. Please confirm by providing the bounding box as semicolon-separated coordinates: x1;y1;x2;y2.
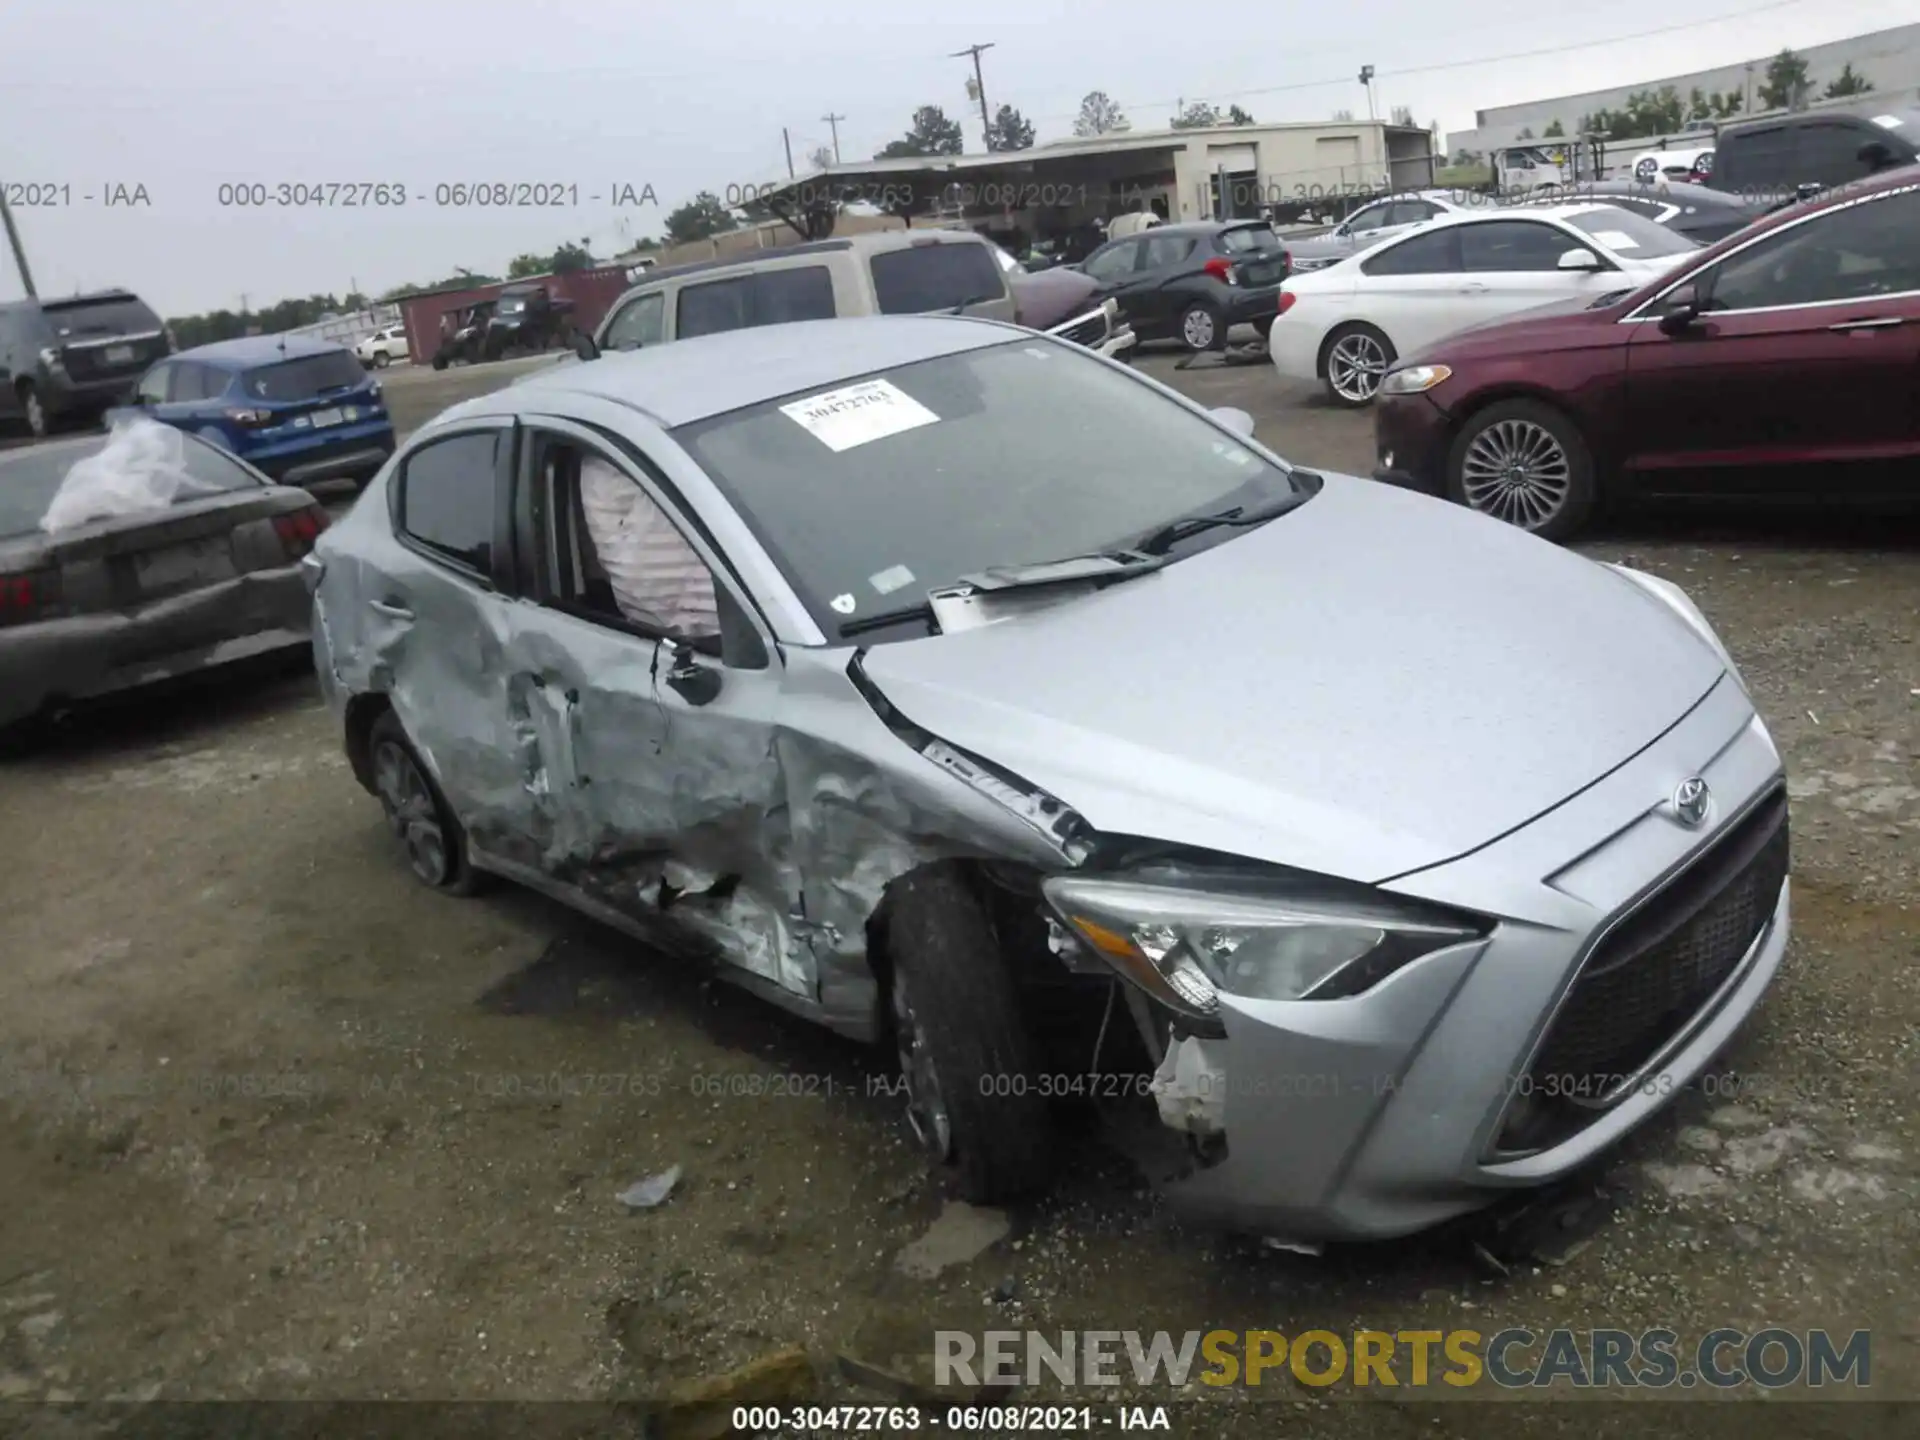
1;348;1915;1437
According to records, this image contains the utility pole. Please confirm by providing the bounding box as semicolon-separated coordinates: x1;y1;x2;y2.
822;113;845;163
0;187;36;300
782;127;795;178
1358;66;1377;123
952;42;995;149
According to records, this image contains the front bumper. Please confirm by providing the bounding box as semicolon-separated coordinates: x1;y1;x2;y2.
1370;390;1452;496
1155;674;1789;1242
0;565;311;728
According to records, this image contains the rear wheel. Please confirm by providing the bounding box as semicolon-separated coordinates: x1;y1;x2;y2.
1446;399;1597;542
1178;302;1222;352
368;712;486;895
885;866;1054;1203
371;351;390;369
1322;324;1394;407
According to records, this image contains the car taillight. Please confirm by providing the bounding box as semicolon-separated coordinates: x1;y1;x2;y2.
272;508;330;559
225;408;275;427
1203;256;1238;286
1276;290;1298;316
0;568;61;628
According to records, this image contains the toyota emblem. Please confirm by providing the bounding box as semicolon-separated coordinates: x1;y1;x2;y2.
1672;777;1711;827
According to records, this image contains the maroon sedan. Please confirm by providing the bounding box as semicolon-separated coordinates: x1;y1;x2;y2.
1371;168;1920;540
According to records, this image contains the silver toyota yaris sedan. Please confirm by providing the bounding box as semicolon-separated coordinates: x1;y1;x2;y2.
307;315;1788;1244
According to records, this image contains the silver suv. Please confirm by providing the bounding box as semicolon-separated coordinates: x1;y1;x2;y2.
585;229;1131;359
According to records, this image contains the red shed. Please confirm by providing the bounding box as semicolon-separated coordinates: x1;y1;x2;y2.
398;265;634;364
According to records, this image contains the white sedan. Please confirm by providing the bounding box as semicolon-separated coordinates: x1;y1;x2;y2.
1268;205;1698;406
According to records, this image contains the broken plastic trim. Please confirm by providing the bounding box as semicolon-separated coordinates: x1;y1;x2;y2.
847;652;1092;862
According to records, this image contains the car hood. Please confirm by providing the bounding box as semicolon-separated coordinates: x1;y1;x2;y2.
1414;289;1635;359
859;474;1726;884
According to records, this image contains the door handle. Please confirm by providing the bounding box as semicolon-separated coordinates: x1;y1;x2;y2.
1827;317;1904;332
369;599;414;620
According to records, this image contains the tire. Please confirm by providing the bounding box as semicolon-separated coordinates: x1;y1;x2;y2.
885;865;1054;1203
372;351;390;369
1445;398;1597;542
431;354;449;372
1321;324;1395;407
1177;302;1222;353
1253;316;1276;343
367;711;487;895
19;381;48;439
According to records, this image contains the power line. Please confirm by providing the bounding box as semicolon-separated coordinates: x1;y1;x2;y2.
1022;0;1822;125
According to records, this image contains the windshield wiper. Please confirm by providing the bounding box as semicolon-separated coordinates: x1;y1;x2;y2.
835;551;1162;640
840;601;938;638
1127;489;1312;556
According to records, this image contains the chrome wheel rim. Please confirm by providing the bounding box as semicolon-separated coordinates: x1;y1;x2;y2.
372;738;449;886
23;390;46;437
1181;308;1216;349
891;973;952;1161
1328;333;1388;402
1460;419;1573;530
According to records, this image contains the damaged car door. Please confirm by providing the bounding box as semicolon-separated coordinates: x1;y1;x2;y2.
361;422;524;843
499;420;807;992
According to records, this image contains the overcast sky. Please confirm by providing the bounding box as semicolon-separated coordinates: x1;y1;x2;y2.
0;0;1904;314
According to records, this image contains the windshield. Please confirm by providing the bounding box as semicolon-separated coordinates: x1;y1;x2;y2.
674;340;1307;639
242;350;367;400
40;295;162;338
0;433;259;538
1219;225;1284;254
1565;207;1699;258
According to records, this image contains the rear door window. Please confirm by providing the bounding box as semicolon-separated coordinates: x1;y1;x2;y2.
677;277;751;338
1460;220;1577;272
1793;121;1878;184
1081;239;1143;281
397;431;501;577
135;364;174;405
1361;228;1461;275
171;362;224;403
869;242;1004;313
752;266;836;323
1142;234;1198;269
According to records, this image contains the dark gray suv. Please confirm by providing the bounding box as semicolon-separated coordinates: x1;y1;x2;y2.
0;290;172;438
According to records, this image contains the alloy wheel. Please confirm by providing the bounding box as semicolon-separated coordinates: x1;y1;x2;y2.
371;738;451;886
1459;418;1573;530
22;387;47;439
1328;333;1388;403
1181;307;1217;350
891;971;953;1162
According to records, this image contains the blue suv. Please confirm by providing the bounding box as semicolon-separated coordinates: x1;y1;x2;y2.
118;335;395;490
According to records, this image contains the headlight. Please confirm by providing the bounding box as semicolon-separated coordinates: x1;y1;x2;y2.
1379;364;1452;396
1607;564;1742;682
1042;873;1484;1030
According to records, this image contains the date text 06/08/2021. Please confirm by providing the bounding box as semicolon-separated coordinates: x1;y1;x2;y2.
730;1404;1173;1432
210;182;661;208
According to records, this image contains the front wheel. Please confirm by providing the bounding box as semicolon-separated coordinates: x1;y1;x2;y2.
1178;302;1222;352
1322;324;1395;407
1446;399;1597;541
885;866;1054;1204
431;354;449;371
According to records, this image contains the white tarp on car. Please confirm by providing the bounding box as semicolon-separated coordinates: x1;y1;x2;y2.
39;418;225;533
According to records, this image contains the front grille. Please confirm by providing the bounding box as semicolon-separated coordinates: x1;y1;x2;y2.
1501;788;1788;1146
1053;310;1109;348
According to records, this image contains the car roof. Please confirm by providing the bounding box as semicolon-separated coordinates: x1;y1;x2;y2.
453;315;1022;429
1723;105;1920;137
1525;180;1751;209
177;334;352;366
1123;219;1268;238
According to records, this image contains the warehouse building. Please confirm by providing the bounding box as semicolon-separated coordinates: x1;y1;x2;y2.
1448;21;1920;157
751;118;1437;242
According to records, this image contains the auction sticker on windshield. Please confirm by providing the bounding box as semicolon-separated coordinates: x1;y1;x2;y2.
1589;230;1637;252
779;380;939;453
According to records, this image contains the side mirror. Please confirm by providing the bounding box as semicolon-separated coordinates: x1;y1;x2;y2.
665;643;722;706
1657;282;1703;335
1210;406;1256;439
570;330;601;362
1557;247;1604;271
